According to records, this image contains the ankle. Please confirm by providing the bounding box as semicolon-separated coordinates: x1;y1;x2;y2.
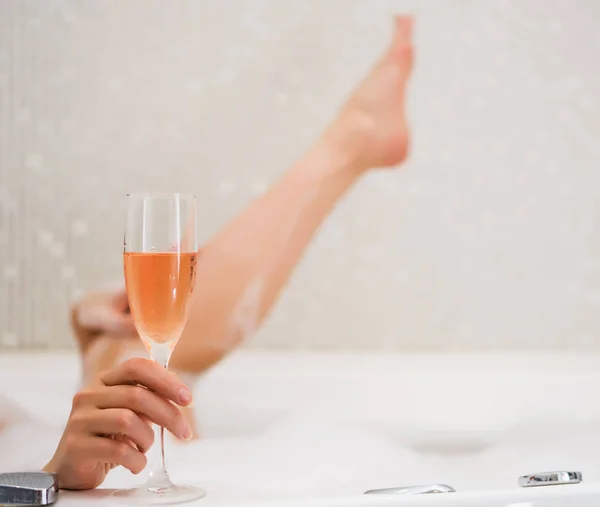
323;110;376;173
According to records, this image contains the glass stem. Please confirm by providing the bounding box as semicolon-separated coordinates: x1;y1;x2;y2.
146;343;174;490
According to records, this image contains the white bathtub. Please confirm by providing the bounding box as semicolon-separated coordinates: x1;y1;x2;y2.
2;350;600;507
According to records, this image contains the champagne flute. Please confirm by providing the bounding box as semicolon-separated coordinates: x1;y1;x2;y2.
113;193;204;505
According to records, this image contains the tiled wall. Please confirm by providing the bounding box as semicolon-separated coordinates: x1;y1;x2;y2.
1;0;599;350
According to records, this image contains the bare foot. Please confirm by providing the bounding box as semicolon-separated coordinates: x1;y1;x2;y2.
329;15;414;170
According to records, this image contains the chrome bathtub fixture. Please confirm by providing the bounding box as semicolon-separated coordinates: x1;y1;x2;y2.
519;471;582;488
0;472;58;505
364;484;456;495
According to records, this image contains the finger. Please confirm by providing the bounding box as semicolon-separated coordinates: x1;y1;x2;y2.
101;357;193;406
87;436;147;475
85;409;155;453
112;434;141;454
93;384;191;440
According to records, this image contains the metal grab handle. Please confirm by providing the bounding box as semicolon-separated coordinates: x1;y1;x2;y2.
519;471;582;488
365;484;456;495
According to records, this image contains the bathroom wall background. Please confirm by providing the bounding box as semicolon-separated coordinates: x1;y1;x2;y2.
1;0;599;350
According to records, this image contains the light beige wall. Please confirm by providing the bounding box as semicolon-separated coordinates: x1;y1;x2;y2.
1;0;599;350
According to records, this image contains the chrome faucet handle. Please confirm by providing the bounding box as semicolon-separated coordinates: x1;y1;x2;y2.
364;484;456;495
519;471;582;487
0;472;58;505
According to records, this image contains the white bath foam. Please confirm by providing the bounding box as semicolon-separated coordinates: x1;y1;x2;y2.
0;420;60;473
298;396;509;459
0;393;34;427
0;394;62;473
208;413;431;496
280;370;523;456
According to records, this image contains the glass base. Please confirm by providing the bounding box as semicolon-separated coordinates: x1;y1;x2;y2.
111;483;206;505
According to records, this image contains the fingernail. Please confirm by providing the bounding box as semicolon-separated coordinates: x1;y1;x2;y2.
182;423;193;441
178;387;192;405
